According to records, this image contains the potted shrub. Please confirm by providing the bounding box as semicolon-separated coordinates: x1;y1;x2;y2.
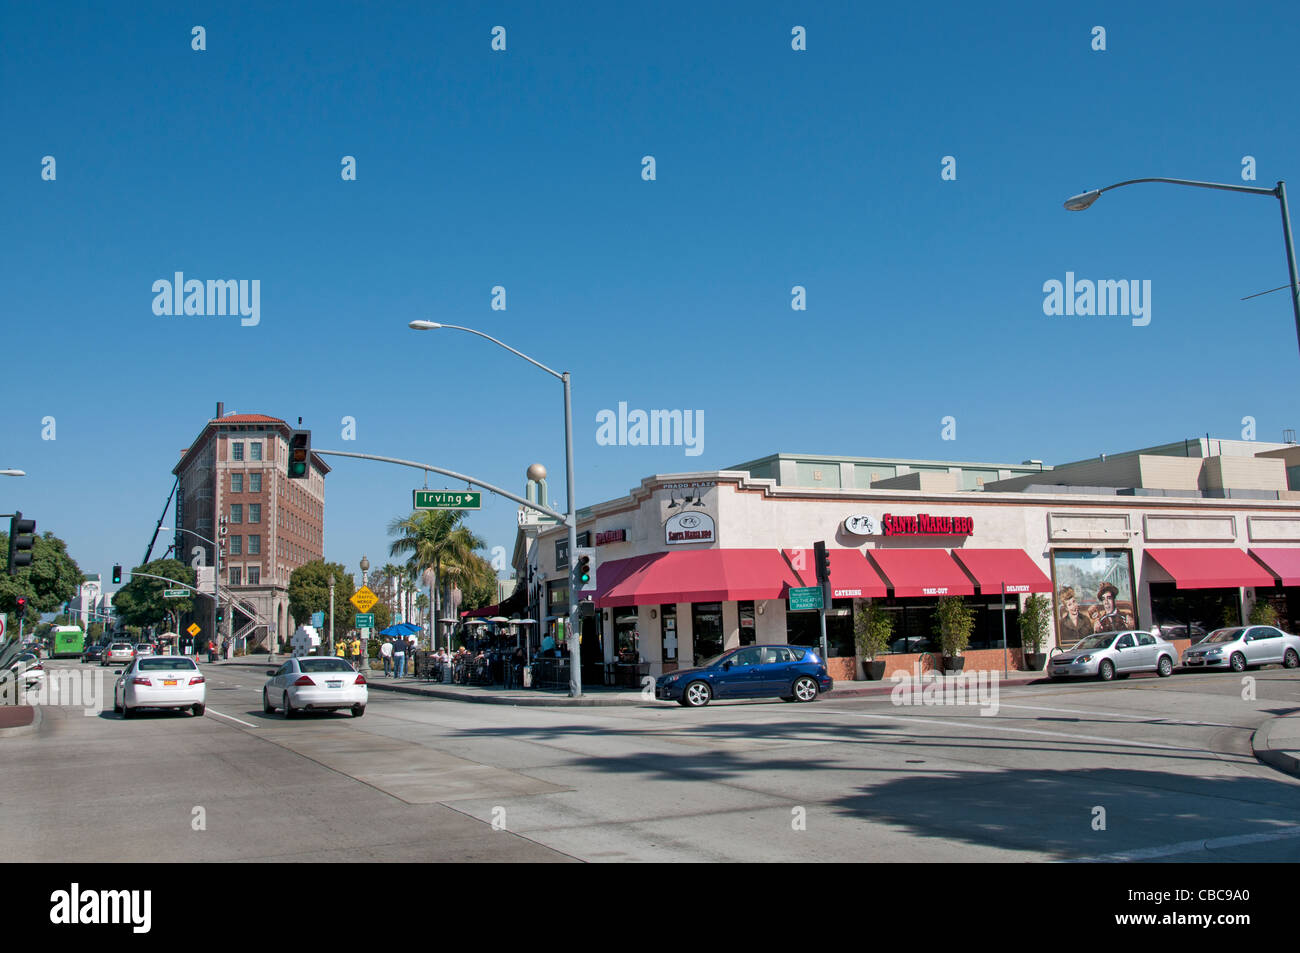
1018;593;1050;671
1248;600;1280;627
854;602;893;680
933;596;974;673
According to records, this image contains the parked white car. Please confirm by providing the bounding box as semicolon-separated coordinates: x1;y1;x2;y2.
263;656;367;718
1049;630;1178;681
8;652;45;690
1181;626;1300;672
114;656;206;717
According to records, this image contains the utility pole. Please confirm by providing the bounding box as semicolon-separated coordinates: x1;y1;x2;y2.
328;573;336;657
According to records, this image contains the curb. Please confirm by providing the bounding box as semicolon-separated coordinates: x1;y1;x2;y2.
1252;717;1300;779
0;704;43;739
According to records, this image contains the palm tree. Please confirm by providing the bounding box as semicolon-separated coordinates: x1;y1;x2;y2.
387;511;486;641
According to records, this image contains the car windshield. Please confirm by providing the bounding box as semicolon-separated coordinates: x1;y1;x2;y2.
698;652;733;669
138;658;198;671
298;658;356;673
111;644;131;650
1204;628;1244;644
1073;634;1115;650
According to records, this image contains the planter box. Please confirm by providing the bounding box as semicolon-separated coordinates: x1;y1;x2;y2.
859;660;887;681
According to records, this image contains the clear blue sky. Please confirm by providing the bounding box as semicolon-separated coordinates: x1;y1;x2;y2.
4;1;1299;591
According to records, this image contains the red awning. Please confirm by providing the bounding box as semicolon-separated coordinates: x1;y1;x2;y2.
782;548;888;598
865;548;976;597
597;550;803;607
461;603;500;619
951;549;1052;594
1248;549;1300;586
1145;548;1276;589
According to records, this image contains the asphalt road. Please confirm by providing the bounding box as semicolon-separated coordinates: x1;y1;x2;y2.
5;659;1299;862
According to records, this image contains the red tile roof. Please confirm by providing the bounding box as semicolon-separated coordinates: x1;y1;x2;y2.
208;414;285;424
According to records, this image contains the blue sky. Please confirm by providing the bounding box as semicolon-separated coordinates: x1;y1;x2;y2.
4;1;1299;590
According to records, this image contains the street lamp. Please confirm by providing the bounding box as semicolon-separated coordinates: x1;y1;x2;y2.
408;319;584;697
1063;177;1300;357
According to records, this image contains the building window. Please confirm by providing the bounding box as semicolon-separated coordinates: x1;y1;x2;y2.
229;504;242;523
248;535;260;555
230;473;243;493
249;503;261;524
229;567;241;586
231;442;244;461
249;472;261;493
229;535;242;555
738;600;756;647
248;566;260;585
250;441;262;461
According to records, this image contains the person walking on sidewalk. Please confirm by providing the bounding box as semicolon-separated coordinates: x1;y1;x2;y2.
392;636;406;678
349;635;361;670
380;637;393;677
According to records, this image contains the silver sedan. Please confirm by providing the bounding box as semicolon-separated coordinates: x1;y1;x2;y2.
1048;630;1178;682
1181;626;1300;672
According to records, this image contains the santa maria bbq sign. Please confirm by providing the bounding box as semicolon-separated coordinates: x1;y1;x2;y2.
843;513;974;537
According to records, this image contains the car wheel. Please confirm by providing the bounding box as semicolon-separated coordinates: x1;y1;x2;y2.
779;695;796;701
192;704;205;717
282;693;295;719
113;691;122;714
1283;649;1299;669
675;698;690;707
682;681;711;708
1230;652;1246;673
792;676;819;702
351;705;365;718
263;689;275;713
1098;660;1115;682
1157;655;1174;677
121;702;133;719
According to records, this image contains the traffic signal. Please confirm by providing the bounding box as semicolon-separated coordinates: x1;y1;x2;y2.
7;512;36;575
216;605;224;625
814;540;831;583
572;547;595;591
287;430;311;479
16;597;26;617
112;564;122;585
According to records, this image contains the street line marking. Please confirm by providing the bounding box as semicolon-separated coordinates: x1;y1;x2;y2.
815;709;1201;752
206;708;257;728
994;703;1240;729
1071;825;1300;862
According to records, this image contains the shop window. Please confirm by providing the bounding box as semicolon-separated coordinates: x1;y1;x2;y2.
660;605;678;662
692;602;724;667
613;611;640;661
1150;583;1240;641
738;600;756;647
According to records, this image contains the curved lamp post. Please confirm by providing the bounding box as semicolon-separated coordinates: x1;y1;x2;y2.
408;320;583;697
1064;177;1300;357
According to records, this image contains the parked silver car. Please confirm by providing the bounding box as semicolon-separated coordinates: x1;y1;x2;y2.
1181;626;1300;672
1049;630;1178;682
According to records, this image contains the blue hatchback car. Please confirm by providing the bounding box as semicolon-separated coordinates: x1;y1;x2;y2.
655;644;834;707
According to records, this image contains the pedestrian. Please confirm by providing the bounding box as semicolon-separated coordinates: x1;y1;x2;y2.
380;637;393;676
207;639;217;663
350;634;361;669
392;636;406;678
335;639;347;658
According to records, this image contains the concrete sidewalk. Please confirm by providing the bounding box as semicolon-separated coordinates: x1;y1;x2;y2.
211;654;1050;707
1252;710;1300;779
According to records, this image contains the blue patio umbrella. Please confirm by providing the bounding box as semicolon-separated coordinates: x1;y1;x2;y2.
378;623;421;638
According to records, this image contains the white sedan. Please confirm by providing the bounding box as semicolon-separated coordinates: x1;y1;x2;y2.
263;656;367;718
114;656;206;717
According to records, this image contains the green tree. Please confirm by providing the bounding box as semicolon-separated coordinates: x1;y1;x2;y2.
456;552;498;612
0;530;84;632
287;561;356;643
1018;593;1051;653
933;596;976;658
112;559;196;628
387;510;484;623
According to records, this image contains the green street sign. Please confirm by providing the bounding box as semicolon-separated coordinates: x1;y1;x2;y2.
413;490;482;510
788;586;824;611
163;589;189;598
354;613;374;628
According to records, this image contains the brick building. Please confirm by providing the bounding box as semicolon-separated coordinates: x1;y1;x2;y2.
172;402;329;648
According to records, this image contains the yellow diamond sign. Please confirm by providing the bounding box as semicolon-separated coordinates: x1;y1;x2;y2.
187;622;201;637
350;586;378;613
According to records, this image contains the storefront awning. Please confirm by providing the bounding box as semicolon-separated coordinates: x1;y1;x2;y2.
783;548;888;598
951;549;1052;594
865;548;976;597
1248;549;1300;586
1145;548;1276;589
461;603;500;619
596;550;803;607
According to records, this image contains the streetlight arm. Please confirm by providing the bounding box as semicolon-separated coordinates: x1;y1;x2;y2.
433;325;565;380
1094;177;1279;199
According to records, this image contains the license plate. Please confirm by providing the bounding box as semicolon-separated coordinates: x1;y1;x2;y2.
327;679;343;688
164;680;178;686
